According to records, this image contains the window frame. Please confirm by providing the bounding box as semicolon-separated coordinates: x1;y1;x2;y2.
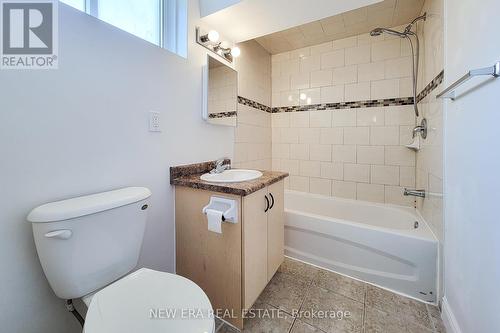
63;0;187;56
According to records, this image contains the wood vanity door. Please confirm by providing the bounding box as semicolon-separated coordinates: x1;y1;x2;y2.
242;187;268;310
175;187;243;328
267;180;285;280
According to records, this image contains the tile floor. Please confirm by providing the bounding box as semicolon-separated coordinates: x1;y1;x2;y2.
216;257;445;333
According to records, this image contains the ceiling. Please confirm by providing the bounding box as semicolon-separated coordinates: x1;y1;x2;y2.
200;0;381;43
255;0;425;54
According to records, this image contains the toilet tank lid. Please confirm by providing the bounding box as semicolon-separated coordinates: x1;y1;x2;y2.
27;187;152;223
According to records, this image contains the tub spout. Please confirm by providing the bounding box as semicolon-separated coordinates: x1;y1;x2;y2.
404;189;426;198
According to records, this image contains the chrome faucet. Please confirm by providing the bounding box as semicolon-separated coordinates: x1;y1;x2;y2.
412;118;428;138
210;158;231;174
404;188;426;198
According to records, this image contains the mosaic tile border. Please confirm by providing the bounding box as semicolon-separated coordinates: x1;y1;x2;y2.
208;111;237;118
235;69;444;115
417;70;444;102
271;97;414;113
237;96;272;113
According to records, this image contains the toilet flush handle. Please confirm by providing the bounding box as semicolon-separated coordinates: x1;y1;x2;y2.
44;230;72;240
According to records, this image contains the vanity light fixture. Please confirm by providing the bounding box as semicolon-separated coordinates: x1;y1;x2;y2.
200;30;220;43
196;27;241;63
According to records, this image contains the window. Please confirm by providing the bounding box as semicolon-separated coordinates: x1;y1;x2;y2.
60;0;187;57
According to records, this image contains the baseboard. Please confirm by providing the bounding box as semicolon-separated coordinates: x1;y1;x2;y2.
442;297;462;333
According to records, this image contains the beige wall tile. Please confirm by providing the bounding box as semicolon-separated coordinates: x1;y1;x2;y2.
310;41;333;55
371;165;399;185
280;159;300;175
357;145;385;165
356;108;385;126
299;128;320;144
344;163;370;183
300;55;321;73
345;44;371;65
310;144;332;161
320;128;343;144
371;39;401;61
345;82;371;101
385;57;412;79
280;58;300;76
311;70;333;88
299;88;321;105
371;79;400;99
344;127;370;145
290;112;310;128
332;36;357;49
385;146;415;166
289;175;309;192
400;166;416;187
332;145;356;163
272;143;290;159
280;90;300;107
385;186;415;207
333;110;357;127
332;180;357;199
332;66;358;85
290;143;310;160
279;128;300;143
310;110;333;127
290;72;310;90
370;126;399;145
357;183;385;203
385;106;415;126
321;49;345;69
272;75;290;92
320;85;344;103
299;160;321;177
358;62;385;82
320;162;343;180
310;178;332;196
399;125;413;145
272;113;290;128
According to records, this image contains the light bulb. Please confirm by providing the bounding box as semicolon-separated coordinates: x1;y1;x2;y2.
207;30;219;42
230;47;241;58
300;93;307;100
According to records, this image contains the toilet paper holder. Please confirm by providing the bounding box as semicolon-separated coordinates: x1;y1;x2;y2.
202;196;238;224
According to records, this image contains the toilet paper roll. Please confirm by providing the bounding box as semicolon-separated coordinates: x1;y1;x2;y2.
206;209;223;234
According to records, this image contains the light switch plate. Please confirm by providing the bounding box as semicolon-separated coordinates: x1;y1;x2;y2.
149;111;161;132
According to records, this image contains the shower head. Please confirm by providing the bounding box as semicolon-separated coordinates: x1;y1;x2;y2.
369;28;384;36
369;27;407;38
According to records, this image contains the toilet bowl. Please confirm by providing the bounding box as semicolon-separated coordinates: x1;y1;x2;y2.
83;268;214;333
27;187;214;332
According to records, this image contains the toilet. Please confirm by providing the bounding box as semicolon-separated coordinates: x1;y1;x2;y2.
27;187;214;333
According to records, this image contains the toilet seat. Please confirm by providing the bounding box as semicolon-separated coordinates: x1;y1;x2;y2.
83;268;215;333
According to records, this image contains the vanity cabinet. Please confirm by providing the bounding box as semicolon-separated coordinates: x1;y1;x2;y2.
242;181;284;310
175;179;285;329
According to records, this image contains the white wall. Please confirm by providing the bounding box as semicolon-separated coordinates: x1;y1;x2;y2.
443;0;500;332
0;2;234;332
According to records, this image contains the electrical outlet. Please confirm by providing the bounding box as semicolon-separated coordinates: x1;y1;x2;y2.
149;111;161;132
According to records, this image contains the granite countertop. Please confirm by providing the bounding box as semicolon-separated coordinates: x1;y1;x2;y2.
170;160;288;196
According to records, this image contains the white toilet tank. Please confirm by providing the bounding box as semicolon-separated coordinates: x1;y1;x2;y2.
27;187;151;300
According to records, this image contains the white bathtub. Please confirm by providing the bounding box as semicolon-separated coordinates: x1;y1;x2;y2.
284;190;438;302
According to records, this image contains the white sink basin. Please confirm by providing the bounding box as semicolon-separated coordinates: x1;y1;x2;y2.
200;169;263;183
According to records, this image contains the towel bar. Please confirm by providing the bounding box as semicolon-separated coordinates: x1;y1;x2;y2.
437;61;500;100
